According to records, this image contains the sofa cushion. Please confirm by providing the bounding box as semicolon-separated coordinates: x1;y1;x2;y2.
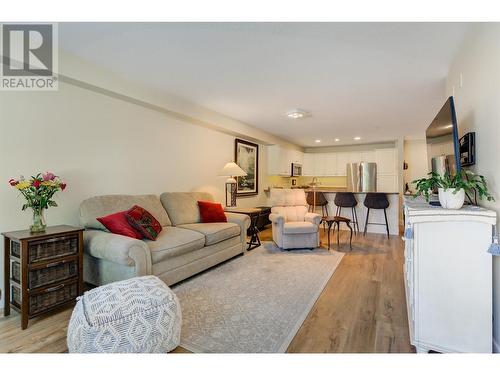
160;192;214;226
146;227;205;264
125;205;162;240
283;222;317;234
177;222;240;246
81;195;171;230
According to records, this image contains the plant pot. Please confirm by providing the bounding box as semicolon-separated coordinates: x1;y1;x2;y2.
438;188;465;209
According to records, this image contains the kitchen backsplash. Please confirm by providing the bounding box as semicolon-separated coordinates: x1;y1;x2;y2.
266;175;347;189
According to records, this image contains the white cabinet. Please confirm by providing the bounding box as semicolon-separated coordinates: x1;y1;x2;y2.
288;149;303;164
269;146;397;182
312;153;336;176
303;153;314;176
267;145;303;176
335;152;349;176
324;153;337;176
403;198;496;353
377;175;398;193
375;148;397;175
360;150;375;163
348;152;361;164
375;148;398;192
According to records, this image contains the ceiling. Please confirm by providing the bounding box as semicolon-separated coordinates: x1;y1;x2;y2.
59;23;469;147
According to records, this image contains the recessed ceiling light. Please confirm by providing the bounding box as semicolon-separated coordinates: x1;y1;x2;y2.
286;109;311;119
445;124;453;129
334;138;340;142
354;136;361;141
315;139;321;143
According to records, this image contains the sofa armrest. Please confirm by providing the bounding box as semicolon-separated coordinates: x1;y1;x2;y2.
269;213;285;227
83;229;152;276
225;212;251;231
304;212;322;226
225;212;250;252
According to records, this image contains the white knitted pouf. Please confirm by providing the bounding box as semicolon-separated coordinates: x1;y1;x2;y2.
67;275;181;353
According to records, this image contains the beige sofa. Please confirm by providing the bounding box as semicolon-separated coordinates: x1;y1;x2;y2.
80;192;250;286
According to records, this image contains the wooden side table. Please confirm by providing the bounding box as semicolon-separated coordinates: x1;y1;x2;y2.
224;207;262;250
2;225;84;329
321;216;353;250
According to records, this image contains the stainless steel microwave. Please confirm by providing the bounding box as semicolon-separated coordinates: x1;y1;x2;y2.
291;163;302;177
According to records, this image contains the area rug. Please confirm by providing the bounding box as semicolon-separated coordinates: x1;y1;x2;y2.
172;241;344;353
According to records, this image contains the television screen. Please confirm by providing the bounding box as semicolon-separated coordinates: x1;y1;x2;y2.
426;96;461;176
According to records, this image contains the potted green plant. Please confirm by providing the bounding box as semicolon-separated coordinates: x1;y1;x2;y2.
412;170;494;209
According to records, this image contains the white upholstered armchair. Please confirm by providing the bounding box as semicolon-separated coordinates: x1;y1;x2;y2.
269;189;322;250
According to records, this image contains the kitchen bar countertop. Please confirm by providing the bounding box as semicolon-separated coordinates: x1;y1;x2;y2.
264;187;399;194
305;188;399;194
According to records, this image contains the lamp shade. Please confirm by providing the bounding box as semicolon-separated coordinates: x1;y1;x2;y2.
219;162;247;177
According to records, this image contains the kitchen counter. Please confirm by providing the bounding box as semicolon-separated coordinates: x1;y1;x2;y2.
264;188;400;235
316;191;400;235
305;188;399;194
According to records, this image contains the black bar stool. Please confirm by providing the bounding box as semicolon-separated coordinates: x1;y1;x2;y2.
334;192;359;234
306;191;329;217
307;191;329;233
363;193;390;238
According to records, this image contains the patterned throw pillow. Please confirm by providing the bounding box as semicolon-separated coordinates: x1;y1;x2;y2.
125;205;162;240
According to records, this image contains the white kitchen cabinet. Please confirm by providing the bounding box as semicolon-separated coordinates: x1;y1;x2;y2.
376;175;398;192
375;148;397;175
267;145;303;176
348;152;361;164
360;150;375;163
313;153;326;176
289;149;303;164
324;153;337;176
335;152;349;176
403;198;496;353
302;153;314;176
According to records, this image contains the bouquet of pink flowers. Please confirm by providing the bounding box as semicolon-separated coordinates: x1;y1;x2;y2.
9;172;67;232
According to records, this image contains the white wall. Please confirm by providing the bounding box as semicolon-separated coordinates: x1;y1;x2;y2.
446;24;500;352
0;59;280;307
403;139;428;192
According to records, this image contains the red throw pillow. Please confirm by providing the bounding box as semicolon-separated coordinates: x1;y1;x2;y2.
97;211;143;239
198;201;227;223
125;205;162;240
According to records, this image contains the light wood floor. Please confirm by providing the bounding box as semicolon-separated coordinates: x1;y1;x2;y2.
0;228;413;353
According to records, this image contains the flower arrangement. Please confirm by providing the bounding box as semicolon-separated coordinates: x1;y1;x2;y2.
9;172;67;233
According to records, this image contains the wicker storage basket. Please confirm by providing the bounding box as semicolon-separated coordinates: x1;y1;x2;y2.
12;280;78;315
29;260;78;289
28;235;78;263
11;241;20;258
11;260;21;283
11;259;79;289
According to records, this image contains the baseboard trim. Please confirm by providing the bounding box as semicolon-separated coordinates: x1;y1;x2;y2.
493;337;499;353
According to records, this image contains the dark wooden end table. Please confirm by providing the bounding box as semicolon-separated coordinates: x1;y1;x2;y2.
2;225;84;329
321;216;353;250
224;207;262;250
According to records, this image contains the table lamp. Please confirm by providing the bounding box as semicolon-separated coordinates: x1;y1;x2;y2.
219;162;247;207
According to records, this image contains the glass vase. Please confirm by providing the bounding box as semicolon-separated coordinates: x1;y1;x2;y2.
30;208;46;233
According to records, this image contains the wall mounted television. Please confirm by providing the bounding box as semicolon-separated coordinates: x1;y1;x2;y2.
425;96;461;176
